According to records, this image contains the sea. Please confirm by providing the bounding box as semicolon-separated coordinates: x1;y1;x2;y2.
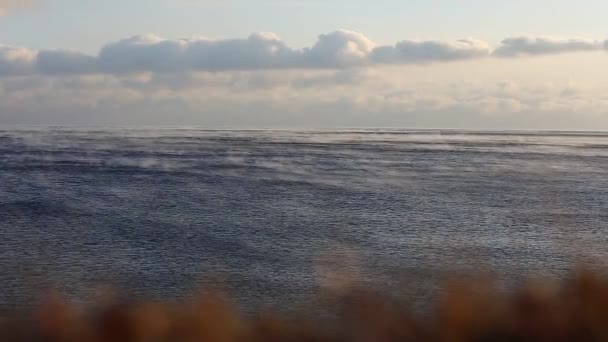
1;128;607;311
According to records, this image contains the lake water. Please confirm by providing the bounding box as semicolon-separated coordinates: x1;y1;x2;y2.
1;128;607;310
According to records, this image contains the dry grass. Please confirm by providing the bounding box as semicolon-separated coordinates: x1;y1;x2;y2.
3;270;608;341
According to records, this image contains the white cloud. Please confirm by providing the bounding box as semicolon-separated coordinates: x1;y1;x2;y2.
2;32;608;128
2;68;608;129
305;29;375;67
371;38;491;63
1;31;606;76
98;33;303;73
98;30;378;72
0;45;36;76
494;37;603;57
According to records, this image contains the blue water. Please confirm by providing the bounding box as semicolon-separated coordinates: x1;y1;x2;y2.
1;128;608;309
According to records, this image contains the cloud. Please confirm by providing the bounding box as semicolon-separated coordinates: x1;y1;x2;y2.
96;30;494;71
493;37;603;57
0;45;36;76
2;72;608;129
99;32;302;73
371;38;491;63
305;30;375;67
37;50;99;75
0;32;607;76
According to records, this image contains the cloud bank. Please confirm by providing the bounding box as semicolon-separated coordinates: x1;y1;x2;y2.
0;30;607;76
2;70;607;129
494;37;604;57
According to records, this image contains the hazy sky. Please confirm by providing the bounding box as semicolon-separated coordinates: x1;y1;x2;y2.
1;0;608;129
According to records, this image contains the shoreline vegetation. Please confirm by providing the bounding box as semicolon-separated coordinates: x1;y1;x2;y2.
2;270;608;341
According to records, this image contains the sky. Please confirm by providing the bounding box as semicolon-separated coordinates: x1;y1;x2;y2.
1;0;608;129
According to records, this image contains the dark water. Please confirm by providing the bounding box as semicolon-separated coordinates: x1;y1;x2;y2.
1;128;608;309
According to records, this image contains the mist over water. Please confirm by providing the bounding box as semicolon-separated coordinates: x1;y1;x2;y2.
1;128;607;310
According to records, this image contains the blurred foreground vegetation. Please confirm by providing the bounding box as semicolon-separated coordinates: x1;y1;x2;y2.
3;270;608;341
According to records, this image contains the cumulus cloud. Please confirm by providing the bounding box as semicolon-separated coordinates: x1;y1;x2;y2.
371;38;491;63
0;45;36;76
493;37;603;57
37;50;99;75
0;31;607;76
98;29;381;72
98;32;302;72
305;30;375;67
